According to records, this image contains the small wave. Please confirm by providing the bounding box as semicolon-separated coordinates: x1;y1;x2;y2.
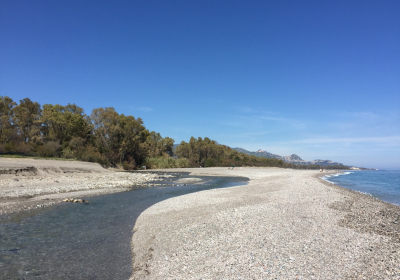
355;190;380;200
321;176;334;184
333;171;353;177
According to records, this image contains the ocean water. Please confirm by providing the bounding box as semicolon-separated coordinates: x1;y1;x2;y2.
324;170;400;206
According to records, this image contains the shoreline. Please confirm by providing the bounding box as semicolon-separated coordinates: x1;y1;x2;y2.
315;172;400;242
130;167;400;279
321;170;400;207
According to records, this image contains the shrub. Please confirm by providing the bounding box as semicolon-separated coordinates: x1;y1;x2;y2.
14;142;31;154
3;141;16;153
122;161;135;170
62;147;75;159
69;137;86;149
36;141;62;157
77;146;109;167
144;156;190;169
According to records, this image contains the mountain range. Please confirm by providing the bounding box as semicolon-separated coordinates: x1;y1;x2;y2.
233;148;345;167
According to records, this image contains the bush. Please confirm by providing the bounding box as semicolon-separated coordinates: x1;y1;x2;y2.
144;156;190;169
122;161;135;170
204;158;216;167
36;141;62;157
14;142;32;154
62;147;75;159
2;141;16;153
122;156;136;170
77;146;109;167
69;137;86;149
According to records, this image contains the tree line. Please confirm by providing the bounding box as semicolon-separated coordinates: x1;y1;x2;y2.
0;96;348;170
0;96;173;168
175;137;348;170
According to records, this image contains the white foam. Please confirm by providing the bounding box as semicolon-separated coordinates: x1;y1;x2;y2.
322;171;353;184
356;190;377;199
321;176;334;183
332;171;353;177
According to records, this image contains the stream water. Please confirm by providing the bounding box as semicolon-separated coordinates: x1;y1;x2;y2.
0;172;248;279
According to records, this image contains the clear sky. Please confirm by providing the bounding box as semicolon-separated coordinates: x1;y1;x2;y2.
1;0;399;169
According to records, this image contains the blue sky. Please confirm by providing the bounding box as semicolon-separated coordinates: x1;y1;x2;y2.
1;0;399;169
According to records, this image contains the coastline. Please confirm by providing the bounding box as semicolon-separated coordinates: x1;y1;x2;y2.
0;158;162;221
130;167;400;279
321;170;400;207
316;172;400;242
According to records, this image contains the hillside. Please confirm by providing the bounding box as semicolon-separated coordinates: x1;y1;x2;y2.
233;148;345;167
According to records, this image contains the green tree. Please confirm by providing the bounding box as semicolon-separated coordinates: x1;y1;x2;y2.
0;96;19;152
145;131;175;158
42;103;92;145
12;98;42;143
118;114;148;165
91;107;123;163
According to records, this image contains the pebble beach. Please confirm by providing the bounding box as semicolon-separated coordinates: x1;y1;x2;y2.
130;167;400;279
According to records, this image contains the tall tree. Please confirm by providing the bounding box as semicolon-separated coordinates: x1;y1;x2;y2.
118;114;148;164
145;131;175;158
12;98;42;143
0;96;18;149
42;103;92;145
91;107;125;163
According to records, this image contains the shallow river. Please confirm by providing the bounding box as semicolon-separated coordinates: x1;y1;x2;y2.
0;172;247;279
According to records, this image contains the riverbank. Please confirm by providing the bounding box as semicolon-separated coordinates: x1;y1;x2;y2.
131;167;400;279
0;158;163;220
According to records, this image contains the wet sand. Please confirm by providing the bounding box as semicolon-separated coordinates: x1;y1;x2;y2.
130;167;400;279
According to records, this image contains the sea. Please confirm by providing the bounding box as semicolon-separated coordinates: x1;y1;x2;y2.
323;170;400;206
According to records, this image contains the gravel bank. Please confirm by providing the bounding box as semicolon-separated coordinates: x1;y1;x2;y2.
130;167;400;279
0;158;164;219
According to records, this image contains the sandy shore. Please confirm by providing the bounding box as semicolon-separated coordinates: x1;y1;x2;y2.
130;167;400;279
0;158;164;220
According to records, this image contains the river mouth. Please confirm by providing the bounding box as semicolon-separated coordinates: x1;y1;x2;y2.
0;172;248;279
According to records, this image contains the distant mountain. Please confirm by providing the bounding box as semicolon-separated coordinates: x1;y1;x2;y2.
232;148;282;159
232;148;345;167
